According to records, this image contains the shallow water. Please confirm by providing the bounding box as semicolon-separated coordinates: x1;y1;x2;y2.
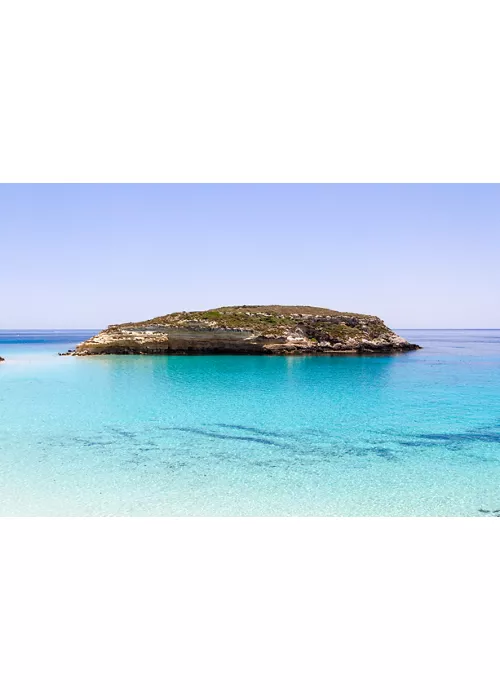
1;329;499;515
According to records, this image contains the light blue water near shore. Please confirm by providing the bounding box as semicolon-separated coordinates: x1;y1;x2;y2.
1;329;499;516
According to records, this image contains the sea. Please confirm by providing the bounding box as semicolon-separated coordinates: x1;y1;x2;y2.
0;329;499;516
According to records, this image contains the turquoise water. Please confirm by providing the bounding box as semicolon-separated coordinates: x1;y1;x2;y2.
1;329;499;516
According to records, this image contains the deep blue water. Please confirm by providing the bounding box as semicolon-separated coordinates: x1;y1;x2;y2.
1;329;499;515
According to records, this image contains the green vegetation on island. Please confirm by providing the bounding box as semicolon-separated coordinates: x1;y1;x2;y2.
71;305;421;356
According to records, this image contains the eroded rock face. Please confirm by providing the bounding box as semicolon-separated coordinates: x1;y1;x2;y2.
71;305;420;356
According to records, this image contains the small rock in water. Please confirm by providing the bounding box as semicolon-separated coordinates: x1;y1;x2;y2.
478;508;491;514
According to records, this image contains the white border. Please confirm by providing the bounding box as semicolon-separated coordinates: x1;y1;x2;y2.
2;518;499;699
0;0;499;183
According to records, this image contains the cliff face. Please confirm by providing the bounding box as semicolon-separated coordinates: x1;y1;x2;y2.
72;305;420;356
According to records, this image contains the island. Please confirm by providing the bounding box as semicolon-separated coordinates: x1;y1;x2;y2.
69;305;420;356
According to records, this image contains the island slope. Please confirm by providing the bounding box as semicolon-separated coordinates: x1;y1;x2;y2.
71;305;420;356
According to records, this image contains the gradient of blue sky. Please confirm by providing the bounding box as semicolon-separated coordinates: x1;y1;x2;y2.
0;184;498;328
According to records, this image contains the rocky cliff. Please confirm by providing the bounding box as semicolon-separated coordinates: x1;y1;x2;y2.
71;305;420;356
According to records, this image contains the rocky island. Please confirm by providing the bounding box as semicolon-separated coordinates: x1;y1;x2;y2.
70;305;420;356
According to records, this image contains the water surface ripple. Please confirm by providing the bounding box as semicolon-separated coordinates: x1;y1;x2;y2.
1;329;499;515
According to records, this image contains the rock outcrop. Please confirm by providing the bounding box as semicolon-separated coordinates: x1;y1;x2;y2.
71;305;420;356
0;356;4;362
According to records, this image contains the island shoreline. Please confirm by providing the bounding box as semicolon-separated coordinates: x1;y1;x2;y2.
67;305;421;357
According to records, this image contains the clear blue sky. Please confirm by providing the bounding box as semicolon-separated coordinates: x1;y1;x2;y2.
0;184;498;329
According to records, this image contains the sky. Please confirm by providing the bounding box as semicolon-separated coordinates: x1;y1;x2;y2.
0;184;498;329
